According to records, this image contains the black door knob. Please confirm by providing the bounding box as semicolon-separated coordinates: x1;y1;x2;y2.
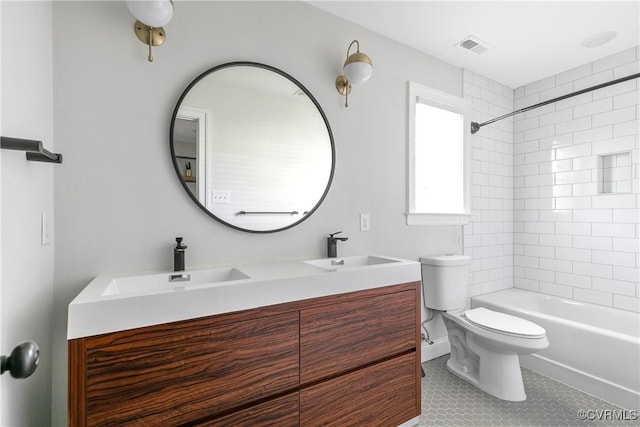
0;341;39;379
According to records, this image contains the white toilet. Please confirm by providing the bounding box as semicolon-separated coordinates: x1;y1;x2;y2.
420;254;549;401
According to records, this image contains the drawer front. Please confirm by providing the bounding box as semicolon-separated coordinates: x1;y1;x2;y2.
300;352;419;426
84;311;299;426
196;392;299;427
300;289;416;384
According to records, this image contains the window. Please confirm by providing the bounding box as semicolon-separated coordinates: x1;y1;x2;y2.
406;82;471;225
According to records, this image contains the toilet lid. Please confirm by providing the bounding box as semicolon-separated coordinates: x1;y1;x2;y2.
464;307;546;338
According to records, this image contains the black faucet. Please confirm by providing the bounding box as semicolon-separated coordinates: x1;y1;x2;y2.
327;231;348;258
174;237;187;271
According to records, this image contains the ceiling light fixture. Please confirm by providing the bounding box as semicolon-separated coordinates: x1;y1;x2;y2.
127;0;174;62
580;31;617;48
335;40;373;107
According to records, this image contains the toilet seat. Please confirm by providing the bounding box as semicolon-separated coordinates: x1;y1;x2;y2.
463;307;546;339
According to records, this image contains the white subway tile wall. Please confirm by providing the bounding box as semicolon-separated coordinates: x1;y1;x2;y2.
512;47;640;312
463;69;514;297
463;48;640;312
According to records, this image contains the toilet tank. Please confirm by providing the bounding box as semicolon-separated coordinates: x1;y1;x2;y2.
420;255;471;311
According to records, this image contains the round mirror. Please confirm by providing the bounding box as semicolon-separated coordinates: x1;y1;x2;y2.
170;62;335;233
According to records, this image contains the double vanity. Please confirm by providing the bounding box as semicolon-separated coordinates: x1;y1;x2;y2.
66;62;421;426
68;256;422;426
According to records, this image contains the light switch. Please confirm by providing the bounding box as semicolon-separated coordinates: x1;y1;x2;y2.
41;210;51;245
360;213;370;232
211;190;231;204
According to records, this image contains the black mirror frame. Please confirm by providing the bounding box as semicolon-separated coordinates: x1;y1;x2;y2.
170;61;336;233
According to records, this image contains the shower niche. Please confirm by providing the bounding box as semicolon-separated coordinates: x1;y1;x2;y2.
598;152;632;194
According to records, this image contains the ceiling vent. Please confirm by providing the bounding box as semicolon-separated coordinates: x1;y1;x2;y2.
456;36;490;55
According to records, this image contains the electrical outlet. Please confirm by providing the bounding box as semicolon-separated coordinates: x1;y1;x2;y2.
360;213;370;232
211;190;231;204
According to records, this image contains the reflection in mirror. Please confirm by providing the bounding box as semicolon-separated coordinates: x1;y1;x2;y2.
170;62;335;233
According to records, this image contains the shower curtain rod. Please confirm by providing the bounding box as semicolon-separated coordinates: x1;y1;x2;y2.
470;72;640;134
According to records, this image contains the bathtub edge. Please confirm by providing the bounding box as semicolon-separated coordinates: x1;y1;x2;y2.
522;353;640;412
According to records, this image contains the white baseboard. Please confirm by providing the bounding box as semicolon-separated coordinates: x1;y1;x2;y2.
421;336;450;363
397;416;419;427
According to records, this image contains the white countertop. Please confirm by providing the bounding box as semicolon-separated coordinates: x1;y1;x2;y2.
68;255;421;339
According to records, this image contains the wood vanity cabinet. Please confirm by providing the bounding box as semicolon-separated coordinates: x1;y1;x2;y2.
69;309;300;426
69;281;421;426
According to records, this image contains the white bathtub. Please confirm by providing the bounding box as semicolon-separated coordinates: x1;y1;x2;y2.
471;288;640;411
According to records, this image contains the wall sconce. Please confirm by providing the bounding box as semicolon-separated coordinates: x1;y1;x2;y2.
335;40;373;107
127;0;174;62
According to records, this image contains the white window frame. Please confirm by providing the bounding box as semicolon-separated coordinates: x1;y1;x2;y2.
406;81;471;225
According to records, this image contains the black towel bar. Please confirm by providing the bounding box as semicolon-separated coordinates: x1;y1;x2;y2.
237;211;299;215
1;136;63;164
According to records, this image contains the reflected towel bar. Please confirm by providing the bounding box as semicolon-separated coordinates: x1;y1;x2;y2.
1;136;63;164
237;211;299;215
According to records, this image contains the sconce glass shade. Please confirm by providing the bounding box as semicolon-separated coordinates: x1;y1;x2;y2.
127;0;173;27
336;40;373;107
343;52;373;84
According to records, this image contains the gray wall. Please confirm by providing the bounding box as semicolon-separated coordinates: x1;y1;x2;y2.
1;1;54;425
51;2;463;425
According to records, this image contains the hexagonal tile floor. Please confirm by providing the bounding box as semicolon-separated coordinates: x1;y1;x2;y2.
419;355;638;427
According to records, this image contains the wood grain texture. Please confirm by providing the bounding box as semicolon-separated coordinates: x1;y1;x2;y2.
193;392;299;426
84;311;299;426
68;282;421;426
300;288;416;384
300;352;419;427
68;339;87;426
414;280;422;416
83;304;298;350
293;282;419;312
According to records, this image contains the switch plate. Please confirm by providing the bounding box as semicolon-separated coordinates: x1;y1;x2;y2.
211;190;231;204
41;210;51;245
360;213;370;232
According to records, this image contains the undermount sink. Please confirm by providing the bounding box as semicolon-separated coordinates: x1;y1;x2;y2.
304;255;399;271
102;267;250;296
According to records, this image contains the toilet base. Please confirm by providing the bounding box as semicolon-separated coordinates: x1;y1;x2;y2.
443;313;532;401
445;348;526;401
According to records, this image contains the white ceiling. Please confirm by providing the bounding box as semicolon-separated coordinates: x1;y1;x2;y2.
309;1;640;88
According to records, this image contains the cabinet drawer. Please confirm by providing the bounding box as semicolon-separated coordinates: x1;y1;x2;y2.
195;392;299;427
300;289;416;384
300;352;419;426
84;311;299;426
